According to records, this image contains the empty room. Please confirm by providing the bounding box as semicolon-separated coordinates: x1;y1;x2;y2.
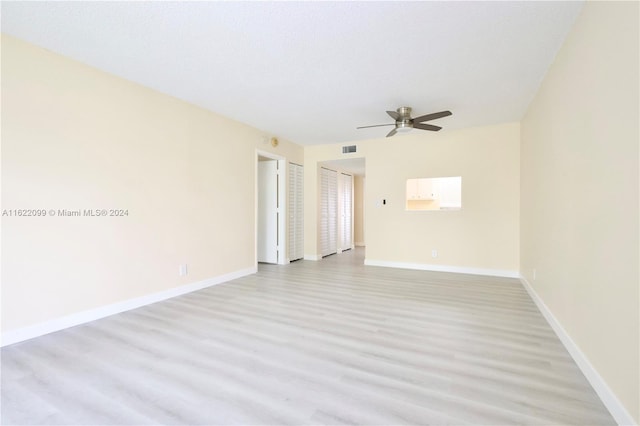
1;1;638;425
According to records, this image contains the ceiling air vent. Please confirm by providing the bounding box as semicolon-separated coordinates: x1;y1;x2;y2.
342;145;357;154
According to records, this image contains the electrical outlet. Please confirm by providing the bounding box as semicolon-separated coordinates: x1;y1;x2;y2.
179;264;188;276
431;249;438;258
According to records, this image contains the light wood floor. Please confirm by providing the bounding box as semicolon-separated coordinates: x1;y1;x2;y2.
1;248;615;425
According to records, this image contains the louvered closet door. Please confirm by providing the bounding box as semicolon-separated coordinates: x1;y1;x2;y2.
320;167;338;257
288;163;304;261
328;170;337;255
294;164;304;260
341;173;353;251
288;164;296;261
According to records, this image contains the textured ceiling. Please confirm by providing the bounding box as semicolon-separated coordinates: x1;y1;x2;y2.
1;1;583;145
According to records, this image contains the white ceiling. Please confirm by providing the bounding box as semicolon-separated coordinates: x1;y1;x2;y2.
1;1;583;146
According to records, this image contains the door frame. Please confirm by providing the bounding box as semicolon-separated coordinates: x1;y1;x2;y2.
255;149;287;267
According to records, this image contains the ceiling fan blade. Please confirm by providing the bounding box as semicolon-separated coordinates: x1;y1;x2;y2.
412;110;452;123
386;128;398;137
414;123;442;131
386;110;400;120
356;123;395;129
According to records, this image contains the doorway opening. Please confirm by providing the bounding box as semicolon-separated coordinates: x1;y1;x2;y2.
256;150;286;266
318;158;365;259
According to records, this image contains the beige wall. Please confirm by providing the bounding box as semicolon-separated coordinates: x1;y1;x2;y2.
305;123;520;273
1;35;303;333
520;2;639;422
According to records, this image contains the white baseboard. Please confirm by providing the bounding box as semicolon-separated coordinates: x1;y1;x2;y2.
364;259;519;278
520;277;636;426
1;266;256;348
355;242;365;247
304;254;321;261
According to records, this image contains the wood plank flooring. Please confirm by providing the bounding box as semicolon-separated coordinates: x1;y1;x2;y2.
1;248;615;425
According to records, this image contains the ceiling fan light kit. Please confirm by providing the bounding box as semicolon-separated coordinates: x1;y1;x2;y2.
357;106;452;138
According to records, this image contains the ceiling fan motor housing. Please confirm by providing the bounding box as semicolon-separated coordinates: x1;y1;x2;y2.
397;106;412;118
396;106;413;132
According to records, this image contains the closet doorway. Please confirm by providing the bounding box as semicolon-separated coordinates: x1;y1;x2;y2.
318;158;364;258
256;151;286;265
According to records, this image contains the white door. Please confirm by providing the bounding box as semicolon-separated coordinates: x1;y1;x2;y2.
258;160;278;263
341;173;353;251
320;167;338;257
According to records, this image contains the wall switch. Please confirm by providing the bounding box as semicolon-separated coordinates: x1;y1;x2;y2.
533;268;536;280
179;264;188;276
431;249;438;258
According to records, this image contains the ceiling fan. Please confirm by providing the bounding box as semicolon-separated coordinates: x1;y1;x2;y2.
357;107;452;137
